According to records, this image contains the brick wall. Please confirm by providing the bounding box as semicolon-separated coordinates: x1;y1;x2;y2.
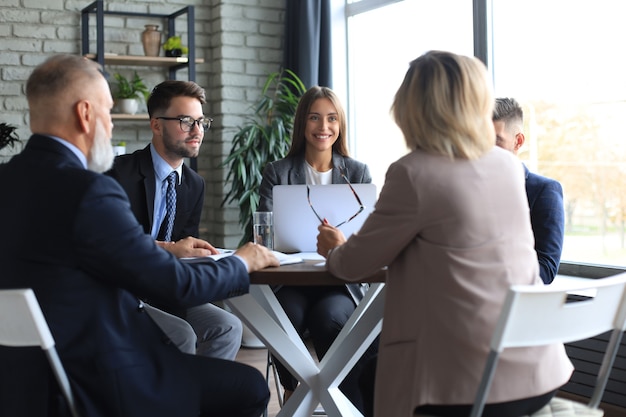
0;0;286;247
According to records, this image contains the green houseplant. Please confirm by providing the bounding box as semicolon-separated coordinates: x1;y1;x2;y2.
112;72;150;114
222;69;306;246
162;35;188;57
0;122;19;150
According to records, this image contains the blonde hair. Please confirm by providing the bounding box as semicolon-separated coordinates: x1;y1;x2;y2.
391;50;495;159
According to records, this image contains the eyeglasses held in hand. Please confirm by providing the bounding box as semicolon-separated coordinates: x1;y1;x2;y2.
156;116;213;132
307;167;365;228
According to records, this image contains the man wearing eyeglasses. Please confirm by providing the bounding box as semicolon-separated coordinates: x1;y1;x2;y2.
106;80;243;361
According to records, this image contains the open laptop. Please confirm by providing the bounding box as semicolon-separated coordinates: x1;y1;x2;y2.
272;183;377;253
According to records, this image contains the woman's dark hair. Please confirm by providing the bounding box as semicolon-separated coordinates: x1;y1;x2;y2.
287;86;349;157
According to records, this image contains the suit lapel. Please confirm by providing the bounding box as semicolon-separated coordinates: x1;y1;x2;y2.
174;165;192;236
137;147;157;229
331;153;346;184
287;154;307;184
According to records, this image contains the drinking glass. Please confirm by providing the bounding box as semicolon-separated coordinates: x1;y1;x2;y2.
252;211;274;250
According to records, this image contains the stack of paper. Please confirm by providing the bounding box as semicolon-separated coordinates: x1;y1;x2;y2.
182;249;303;266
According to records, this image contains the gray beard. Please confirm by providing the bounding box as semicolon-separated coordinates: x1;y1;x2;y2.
88;120;114;173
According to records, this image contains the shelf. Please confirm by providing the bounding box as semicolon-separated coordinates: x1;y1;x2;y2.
81;1;198;81
112;113;149;121
85;54;204;67
81;0;199;171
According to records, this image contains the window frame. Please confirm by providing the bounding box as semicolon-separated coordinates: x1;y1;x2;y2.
338;0;626;270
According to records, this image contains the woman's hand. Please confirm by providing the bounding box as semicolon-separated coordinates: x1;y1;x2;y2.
316;219;347;258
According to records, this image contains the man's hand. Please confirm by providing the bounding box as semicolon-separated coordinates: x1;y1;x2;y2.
234;242;279;272
157;236;220;258
317;219;347;258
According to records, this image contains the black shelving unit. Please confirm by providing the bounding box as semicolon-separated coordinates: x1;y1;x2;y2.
80;0;197;81
80;0;201;171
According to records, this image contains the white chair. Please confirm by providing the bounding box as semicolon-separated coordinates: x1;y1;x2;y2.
0;288;80;417
469;273;626;417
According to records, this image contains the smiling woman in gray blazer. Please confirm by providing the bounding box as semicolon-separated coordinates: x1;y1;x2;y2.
317;51;573;417
258;86;377;412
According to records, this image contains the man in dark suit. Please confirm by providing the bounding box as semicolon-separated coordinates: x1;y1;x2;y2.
106;80;242;360
0;54;278;417
493;97;565;284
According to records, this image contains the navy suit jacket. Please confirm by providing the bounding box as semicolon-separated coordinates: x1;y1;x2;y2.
524;164;565;284
0;135;248;417
106;144;204;240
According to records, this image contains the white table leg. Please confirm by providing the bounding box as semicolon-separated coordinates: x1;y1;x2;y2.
248;285;310;356
318;284;385;416
225;290;320;417
226;283;385;417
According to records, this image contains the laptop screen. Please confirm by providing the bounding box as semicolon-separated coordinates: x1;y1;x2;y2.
272;183;377;253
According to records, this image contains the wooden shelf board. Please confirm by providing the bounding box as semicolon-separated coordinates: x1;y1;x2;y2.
112;113;149;121
85;54;204;67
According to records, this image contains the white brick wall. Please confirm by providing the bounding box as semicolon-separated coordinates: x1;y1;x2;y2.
0;0;286;247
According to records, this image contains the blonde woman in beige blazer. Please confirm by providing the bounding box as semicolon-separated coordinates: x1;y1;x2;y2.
317;51;573;417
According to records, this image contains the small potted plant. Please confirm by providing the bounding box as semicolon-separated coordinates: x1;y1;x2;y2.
112;72;150;115
113;141;127;156
0;122;19;150
162;35;188;57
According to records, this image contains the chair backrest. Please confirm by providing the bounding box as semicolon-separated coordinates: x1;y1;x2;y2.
493;274;626;351
470;273;626;417
0;288;55;349
0;288;80;417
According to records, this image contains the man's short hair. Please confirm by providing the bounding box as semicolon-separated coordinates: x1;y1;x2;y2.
147;80;206;117
493;97;523;125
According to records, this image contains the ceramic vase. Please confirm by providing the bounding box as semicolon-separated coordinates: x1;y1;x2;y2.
141;24;161;57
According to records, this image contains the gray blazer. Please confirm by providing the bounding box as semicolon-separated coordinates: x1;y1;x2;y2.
258;151;372;303
259;152;371;211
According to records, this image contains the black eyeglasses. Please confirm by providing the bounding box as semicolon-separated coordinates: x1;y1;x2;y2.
156;116;213;132
307;167;365;228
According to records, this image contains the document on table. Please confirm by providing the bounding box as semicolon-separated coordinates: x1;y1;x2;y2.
181;249;303;265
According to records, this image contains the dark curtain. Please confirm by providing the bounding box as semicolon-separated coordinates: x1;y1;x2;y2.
283;0;332;89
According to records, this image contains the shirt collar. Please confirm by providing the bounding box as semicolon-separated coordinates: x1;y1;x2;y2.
150;143;182;184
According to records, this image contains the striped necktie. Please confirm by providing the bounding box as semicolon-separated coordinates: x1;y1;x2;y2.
162;171;177;242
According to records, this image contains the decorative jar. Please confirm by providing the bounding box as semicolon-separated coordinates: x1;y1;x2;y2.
141;24;161;57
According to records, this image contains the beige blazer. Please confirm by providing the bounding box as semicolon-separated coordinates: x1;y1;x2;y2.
326;147;573;417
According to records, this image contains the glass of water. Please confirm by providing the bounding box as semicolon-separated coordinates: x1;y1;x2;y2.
252;211;273;250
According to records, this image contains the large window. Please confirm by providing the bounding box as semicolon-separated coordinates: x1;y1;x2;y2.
491;0;626;267
344;0;626;267
344;0;474;188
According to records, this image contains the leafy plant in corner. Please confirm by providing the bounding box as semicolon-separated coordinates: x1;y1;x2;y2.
0;122;19;150
222;69;306;246
112;72;150;102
